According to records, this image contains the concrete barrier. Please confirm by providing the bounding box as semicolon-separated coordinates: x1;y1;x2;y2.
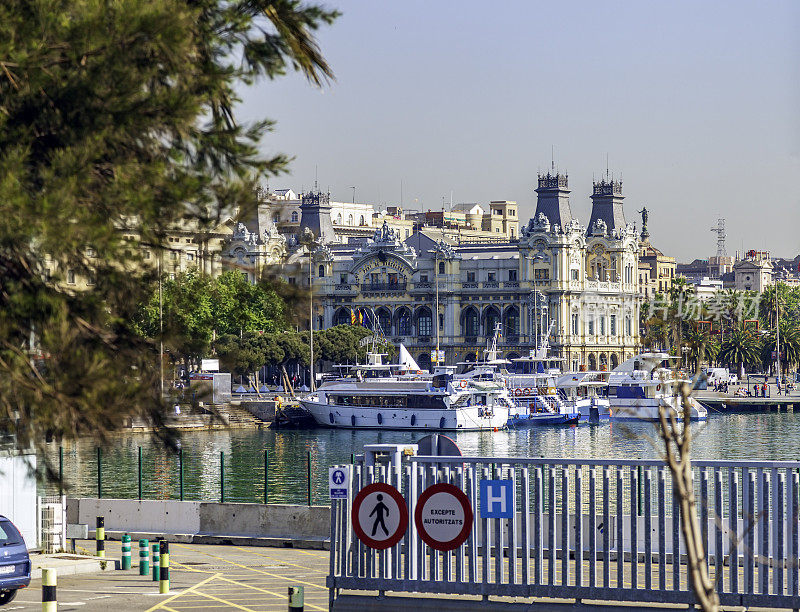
66;498;330;549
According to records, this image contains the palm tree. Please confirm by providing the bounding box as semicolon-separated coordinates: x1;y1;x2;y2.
685;326;715;372
760;323;800;376
717;326;760;378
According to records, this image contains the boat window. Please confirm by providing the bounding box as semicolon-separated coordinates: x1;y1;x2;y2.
608;386;617;396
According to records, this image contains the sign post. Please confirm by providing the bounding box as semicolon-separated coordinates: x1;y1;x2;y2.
329;466;350;500
351;483;408;549
414;483;473;551
480;479;514;518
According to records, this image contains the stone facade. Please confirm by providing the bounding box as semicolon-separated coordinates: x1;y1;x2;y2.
313;174;641;372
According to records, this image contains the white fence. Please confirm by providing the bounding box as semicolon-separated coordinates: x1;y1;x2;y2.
328;456;800;609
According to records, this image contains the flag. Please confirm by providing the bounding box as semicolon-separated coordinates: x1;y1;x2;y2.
358;310;364;326
350;309;356;325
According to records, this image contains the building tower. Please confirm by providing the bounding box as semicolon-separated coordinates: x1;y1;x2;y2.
299;190;336;243
534;171;572;228
586;177;626;235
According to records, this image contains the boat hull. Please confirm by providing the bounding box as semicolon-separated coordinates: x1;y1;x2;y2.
609;396;707;421
299;398;508;431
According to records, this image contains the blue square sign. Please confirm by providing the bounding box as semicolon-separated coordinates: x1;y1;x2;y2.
480;479;514;518
329;467;350;500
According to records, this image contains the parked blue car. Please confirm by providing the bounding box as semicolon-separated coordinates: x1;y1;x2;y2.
0;516;30;605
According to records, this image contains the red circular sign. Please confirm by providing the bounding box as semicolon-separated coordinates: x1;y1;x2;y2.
414;483;473;551
352;483;408;549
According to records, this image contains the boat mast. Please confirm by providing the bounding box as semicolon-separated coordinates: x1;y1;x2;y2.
309;251;315;392
435;250;440;366
776;284;781;385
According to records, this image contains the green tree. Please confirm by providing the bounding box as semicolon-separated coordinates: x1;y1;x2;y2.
212;271;287;337
0;0;337;451
717;327;760;377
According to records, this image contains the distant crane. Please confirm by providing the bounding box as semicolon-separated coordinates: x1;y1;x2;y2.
710;218;727;258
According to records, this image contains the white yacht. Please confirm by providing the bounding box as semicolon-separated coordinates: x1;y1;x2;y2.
607;353;707;421
300;349;511;431
556;371;612;422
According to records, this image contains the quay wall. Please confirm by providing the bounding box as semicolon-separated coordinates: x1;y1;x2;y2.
66;497;330;549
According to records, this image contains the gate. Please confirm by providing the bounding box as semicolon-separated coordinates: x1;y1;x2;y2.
328;455;800;610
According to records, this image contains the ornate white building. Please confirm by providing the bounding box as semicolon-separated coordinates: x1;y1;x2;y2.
312;172;641;371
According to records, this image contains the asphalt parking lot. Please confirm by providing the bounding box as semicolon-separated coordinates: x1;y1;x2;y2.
9;540;331;611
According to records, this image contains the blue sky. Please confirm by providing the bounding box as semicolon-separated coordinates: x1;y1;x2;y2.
238;0;800;261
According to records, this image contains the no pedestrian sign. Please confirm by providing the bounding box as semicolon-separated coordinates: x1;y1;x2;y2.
329;466;350;500
414;483;473;551
351;483;408;549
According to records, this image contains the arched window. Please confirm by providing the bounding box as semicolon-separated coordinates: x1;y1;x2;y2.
395;308;412;336
347;214;353;225
483;307;501;338
503;305;519;337
291;211;298;223
610;353;619;370
334;308;350;327
336;213;342;224
318;264;325;278
588;354;597;370
359;215;365;226
376;308;391;336
461;307;480;338
416;307;433;337
438;262;445;275
417;352;433;373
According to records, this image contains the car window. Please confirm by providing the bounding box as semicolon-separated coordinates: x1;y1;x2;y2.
0;520;23;545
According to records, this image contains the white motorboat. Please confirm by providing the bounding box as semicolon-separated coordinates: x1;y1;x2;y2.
607;353;707;421
556;371;612;422
300;349;511;431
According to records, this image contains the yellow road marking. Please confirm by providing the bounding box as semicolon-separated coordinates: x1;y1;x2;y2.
191;590;259;612
173;544;327;591
202;572;326;611
229;545;324;572
145;572;222;612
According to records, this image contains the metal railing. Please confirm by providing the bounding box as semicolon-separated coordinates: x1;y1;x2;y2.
360;282;407;292
328;456;800;609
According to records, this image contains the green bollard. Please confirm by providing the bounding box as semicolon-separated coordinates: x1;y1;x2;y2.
159;541;170;594
138;539;149;575
152;542;160;581
121;534;131;570
288;585;304;611
95;517;105;558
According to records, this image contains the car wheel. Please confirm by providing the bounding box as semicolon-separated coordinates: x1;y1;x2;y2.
0;590;18;605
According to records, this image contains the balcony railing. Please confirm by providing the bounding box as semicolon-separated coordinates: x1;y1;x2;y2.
334;283;354;291
462;282;478;289
360;282;407;292
483;281;499;288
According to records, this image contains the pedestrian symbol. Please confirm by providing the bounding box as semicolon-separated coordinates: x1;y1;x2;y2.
329;466;350;500
370;494;390;536
352;483;408;549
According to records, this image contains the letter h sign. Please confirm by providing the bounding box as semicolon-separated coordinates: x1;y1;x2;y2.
480;479;514;519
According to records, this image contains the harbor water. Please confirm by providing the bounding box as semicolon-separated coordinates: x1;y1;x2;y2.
41;411;800;504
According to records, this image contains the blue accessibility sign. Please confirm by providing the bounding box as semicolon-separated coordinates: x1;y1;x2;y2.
479;479;514;518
